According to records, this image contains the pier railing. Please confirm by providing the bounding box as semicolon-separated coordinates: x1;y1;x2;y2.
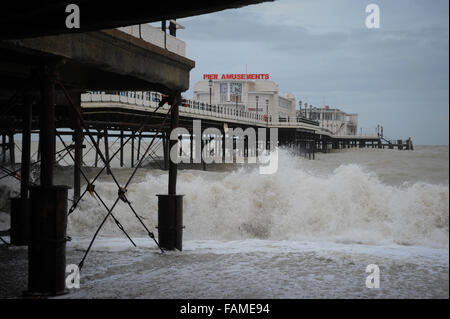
81;92;383;139
81;92;321;128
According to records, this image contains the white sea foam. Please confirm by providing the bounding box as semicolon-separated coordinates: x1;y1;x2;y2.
1;146;448;298
0;147;448;247
65;149;449;247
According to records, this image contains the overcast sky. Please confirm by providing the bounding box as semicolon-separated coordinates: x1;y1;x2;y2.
170;0;449;145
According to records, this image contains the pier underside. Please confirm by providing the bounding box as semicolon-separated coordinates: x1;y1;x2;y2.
0;13;198;297
1;1;271;39
0;28;195;95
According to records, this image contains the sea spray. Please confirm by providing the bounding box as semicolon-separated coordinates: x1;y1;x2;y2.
65;150;449;247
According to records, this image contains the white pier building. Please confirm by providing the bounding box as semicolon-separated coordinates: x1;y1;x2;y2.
193;78;297;121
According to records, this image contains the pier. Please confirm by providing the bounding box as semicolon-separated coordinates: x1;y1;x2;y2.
0;1;413;297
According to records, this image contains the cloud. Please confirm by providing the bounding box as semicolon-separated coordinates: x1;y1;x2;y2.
178;0;449;144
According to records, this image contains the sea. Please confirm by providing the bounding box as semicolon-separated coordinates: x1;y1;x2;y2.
0;141;448;298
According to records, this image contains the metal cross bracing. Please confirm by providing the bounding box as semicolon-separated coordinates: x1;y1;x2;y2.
56;80;182;270
0;140;79;181
55;132;137;249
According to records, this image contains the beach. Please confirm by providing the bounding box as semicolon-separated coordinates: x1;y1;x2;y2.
0;144;448;298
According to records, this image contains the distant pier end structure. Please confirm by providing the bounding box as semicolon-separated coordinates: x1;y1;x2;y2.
298;106;358;136
0;0;271;296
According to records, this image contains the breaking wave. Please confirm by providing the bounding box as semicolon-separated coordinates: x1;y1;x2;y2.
65;150;449;247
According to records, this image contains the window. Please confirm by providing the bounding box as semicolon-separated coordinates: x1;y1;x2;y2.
279;97;289;109
220;82;242;103
230;83;242;103
151;92;160;102
220;83;228;102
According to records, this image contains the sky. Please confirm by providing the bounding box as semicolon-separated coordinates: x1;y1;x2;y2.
169;0;449;145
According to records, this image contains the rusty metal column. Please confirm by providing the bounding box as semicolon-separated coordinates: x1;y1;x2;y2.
94;130;100;167
20;97;32;200
120;129;124;167
27;64;69;296
73;92;83;201
222;131;226;163
104;128;111;175
398;140;403;150
131;130;135;168
168;96;179;195
8;131;15;166
157;94;184;251
37;137;41;161
201;131;206;171
137;131;142;162
10;96;32;246
39;65;55;187
244;135;248;159
27;184;69;296
163;131;169;171
1;134;5;163
178;135;183;157
190;131;194;164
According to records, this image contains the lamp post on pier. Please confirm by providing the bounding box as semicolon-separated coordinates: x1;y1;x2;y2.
256;95;259;118
208;79;212;106
298;100;302;120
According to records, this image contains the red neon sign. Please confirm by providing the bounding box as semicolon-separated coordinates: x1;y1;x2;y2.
203;74;270;80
